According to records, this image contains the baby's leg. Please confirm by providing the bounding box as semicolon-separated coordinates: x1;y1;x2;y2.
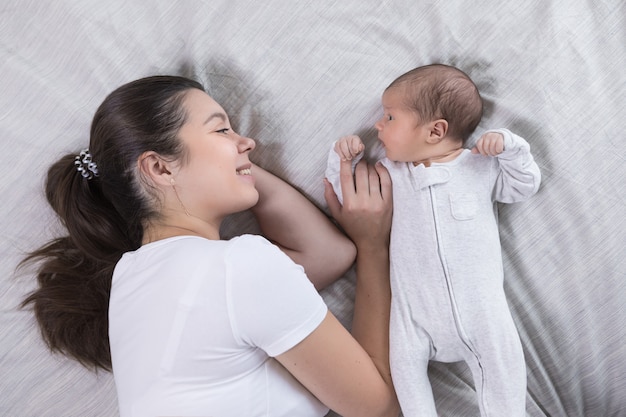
463;317;527;417
390;315;438;417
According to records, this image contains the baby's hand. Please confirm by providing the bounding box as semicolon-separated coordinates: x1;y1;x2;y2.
471;132;505;156
334;135;365;161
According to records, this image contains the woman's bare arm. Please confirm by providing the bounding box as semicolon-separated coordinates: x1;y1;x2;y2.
249;163;356;290
276;160;399;417
329;161;395;394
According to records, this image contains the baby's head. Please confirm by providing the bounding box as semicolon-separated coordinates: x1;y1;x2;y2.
385;64;483;145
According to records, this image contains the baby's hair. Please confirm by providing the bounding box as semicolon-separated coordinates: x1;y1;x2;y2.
387;64;483;143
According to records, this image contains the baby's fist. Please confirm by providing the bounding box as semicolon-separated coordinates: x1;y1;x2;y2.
335;135;364;161
472;132;505;156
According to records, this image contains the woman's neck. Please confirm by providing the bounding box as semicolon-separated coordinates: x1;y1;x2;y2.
142;218;220;245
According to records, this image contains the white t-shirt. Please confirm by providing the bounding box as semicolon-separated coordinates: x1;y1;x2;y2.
109;234;329;417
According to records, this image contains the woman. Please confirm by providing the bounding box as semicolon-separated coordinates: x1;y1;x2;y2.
21;76;398;417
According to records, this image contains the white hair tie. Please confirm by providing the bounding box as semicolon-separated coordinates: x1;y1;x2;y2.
74;149;99;180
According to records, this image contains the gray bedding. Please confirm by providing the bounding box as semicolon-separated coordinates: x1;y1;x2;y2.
1;1;624;415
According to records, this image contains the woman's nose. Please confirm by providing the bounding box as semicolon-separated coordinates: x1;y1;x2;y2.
237;134;256;152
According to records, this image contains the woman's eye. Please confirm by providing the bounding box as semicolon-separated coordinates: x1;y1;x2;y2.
216;128;230;134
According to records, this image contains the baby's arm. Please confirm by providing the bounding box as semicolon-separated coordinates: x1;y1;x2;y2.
478;129;541;203
325;135;366;205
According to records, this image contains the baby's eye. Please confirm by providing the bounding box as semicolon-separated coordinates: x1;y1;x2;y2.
387;115;393;121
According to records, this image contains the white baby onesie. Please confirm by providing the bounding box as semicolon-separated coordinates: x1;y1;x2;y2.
326;129;541;417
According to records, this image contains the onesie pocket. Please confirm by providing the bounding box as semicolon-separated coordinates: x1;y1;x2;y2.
449;193;478;221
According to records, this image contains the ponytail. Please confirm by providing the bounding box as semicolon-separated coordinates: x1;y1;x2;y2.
21;153;136;371
20;75;204;371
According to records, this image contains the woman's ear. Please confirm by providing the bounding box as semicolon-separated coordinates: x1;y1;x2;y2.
426;119;448;144
138;151;173;186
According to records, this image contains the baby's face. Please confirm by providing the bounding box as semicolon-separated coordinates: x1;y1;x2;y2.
374;89;430;162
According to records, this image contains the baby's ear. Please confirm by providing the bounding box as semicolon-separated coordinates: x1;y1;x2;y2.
427;119;448;144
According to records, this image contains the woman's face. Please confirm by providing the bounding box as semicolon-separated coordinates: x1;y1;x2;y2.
172;89;258;222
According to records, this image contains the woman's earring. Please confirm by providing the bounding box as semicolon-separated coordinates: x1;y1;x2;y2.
170;177;190;216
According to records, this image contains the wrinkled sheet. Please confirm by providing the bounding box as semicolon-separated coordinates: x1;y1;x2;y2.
1;1;624;416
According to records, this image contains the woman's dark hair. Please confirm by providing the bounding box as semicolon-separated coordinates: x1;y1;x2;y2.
387;64;483;143
20;75;205;371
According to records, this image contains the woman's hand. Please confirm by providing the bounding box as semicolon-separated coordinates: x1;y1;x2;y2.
324;159;392;251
